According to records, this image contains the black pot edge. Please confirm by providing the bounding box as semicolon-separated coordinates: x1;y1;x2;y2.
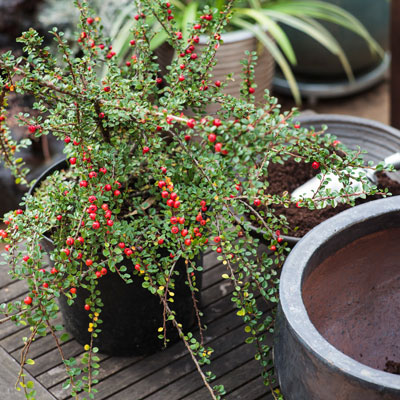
278;195;400;390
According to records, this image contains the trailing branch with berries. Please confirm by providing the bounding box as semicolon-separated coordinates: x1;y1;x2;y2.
0;0;387;399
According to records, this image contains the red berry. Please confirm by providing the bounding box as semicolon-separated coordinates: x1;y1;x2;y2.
51;267;58;274
28;125;37;133
92;221;100;229
178;75;185;82
84;304;90;311
64;136;71;144
105;210;112;219
23;255;30;262
107;219;114;226
101;267;107;275
181;229;188;237
214;236;220;243
173;201;181;209
114;190;121;196
171;226;179;234
216;247;222;253
208;133;216;143
80;180;88;188
24;296;32;305
184;135;191;141
156;77;163;84
134;264;141;271
142;146;150;154
312;161;320;170
294;123;300;129
103;86;111;92
277;237;283;243
158;238;164;245
295;201;302;208
190;53;198;60
89;171;97;179
105;184;112;191
56;215;62;221
270;245;277;252
161;167;167;174
213;119;221;127
215;81;221;87
66;237;74;246
187;119;196;128
214;143;222;152
118;242;125;249
254;198;261;207
69;157;77;165
170;192;178;201
166;199;174;207
101;204;108;211
124;248;133;256
249;87;255;94
70;287;77;294
43;282;49;289
170;216;178;224
77;253;83;259
194;24;201;30
95;271;102;278
178;217;185;224
158;180;166;189
86;259;93;267
77;236;84;244
99;112;105;119
88;204;97;213
5;244;11;252
184;238;191;246
88;195;97;203
130;40;136;46
161;191;169;199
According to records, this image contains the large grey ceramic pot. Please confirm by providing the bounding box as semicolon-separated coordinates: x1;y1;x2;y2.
274;195;400;399
156;29;275;113
247;114;400;247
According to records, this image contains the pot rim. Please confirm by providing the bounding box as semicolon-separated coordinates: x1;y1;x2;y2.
279;195;400;390
199;26;268;45
245;113;400;245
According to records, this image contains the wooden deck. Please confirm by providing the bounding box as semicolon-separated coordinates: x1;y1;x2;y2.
0;244;274;399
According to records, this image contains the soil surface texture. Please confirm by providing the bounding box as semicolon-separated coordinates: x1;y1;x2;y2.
262;158;400;237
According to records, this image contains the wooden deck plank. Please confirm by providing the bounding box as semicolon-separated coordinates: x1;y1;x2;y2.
226;374;274;400
0;280;28;304
0;345;57;400
184;358;267;400
1;315;64;354
19;339;84;376
120;327;257;400
54;303;248;399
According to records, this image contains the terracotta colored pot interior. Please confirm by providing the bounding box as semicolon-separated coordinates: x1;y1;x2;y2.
302;227;400;371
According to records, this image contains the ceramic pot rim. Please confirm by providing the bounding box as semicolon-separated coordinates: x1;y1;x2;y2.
279;195;400;390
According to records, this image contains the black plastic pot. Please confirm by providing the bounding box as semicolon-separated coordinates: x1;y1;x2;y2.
247;114;400;247
274;195;400;399
30;160;202;356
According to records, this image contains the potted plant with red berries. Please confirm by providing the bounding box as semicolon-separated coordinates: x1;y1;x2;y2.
0;0;385;399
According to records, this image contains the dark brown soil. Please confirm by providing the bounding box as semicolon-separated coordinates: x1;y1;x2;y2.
385;360;400;375
263;158;400;237
303;228;400;373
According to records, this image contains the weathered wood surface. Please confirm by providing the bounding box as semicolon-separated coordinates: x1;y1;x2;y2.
0;243;274;399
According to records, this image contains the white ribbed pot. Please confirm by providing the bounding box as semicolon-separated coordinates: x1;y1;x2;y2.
156;29;275;113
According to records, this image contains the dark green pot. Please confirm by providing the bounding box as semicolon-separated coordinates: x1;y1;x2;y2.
283;0;389;79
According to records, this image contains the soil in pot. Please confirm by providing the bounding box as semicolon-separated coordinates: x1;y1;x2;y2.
260;158;400;238
302;227;400;373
